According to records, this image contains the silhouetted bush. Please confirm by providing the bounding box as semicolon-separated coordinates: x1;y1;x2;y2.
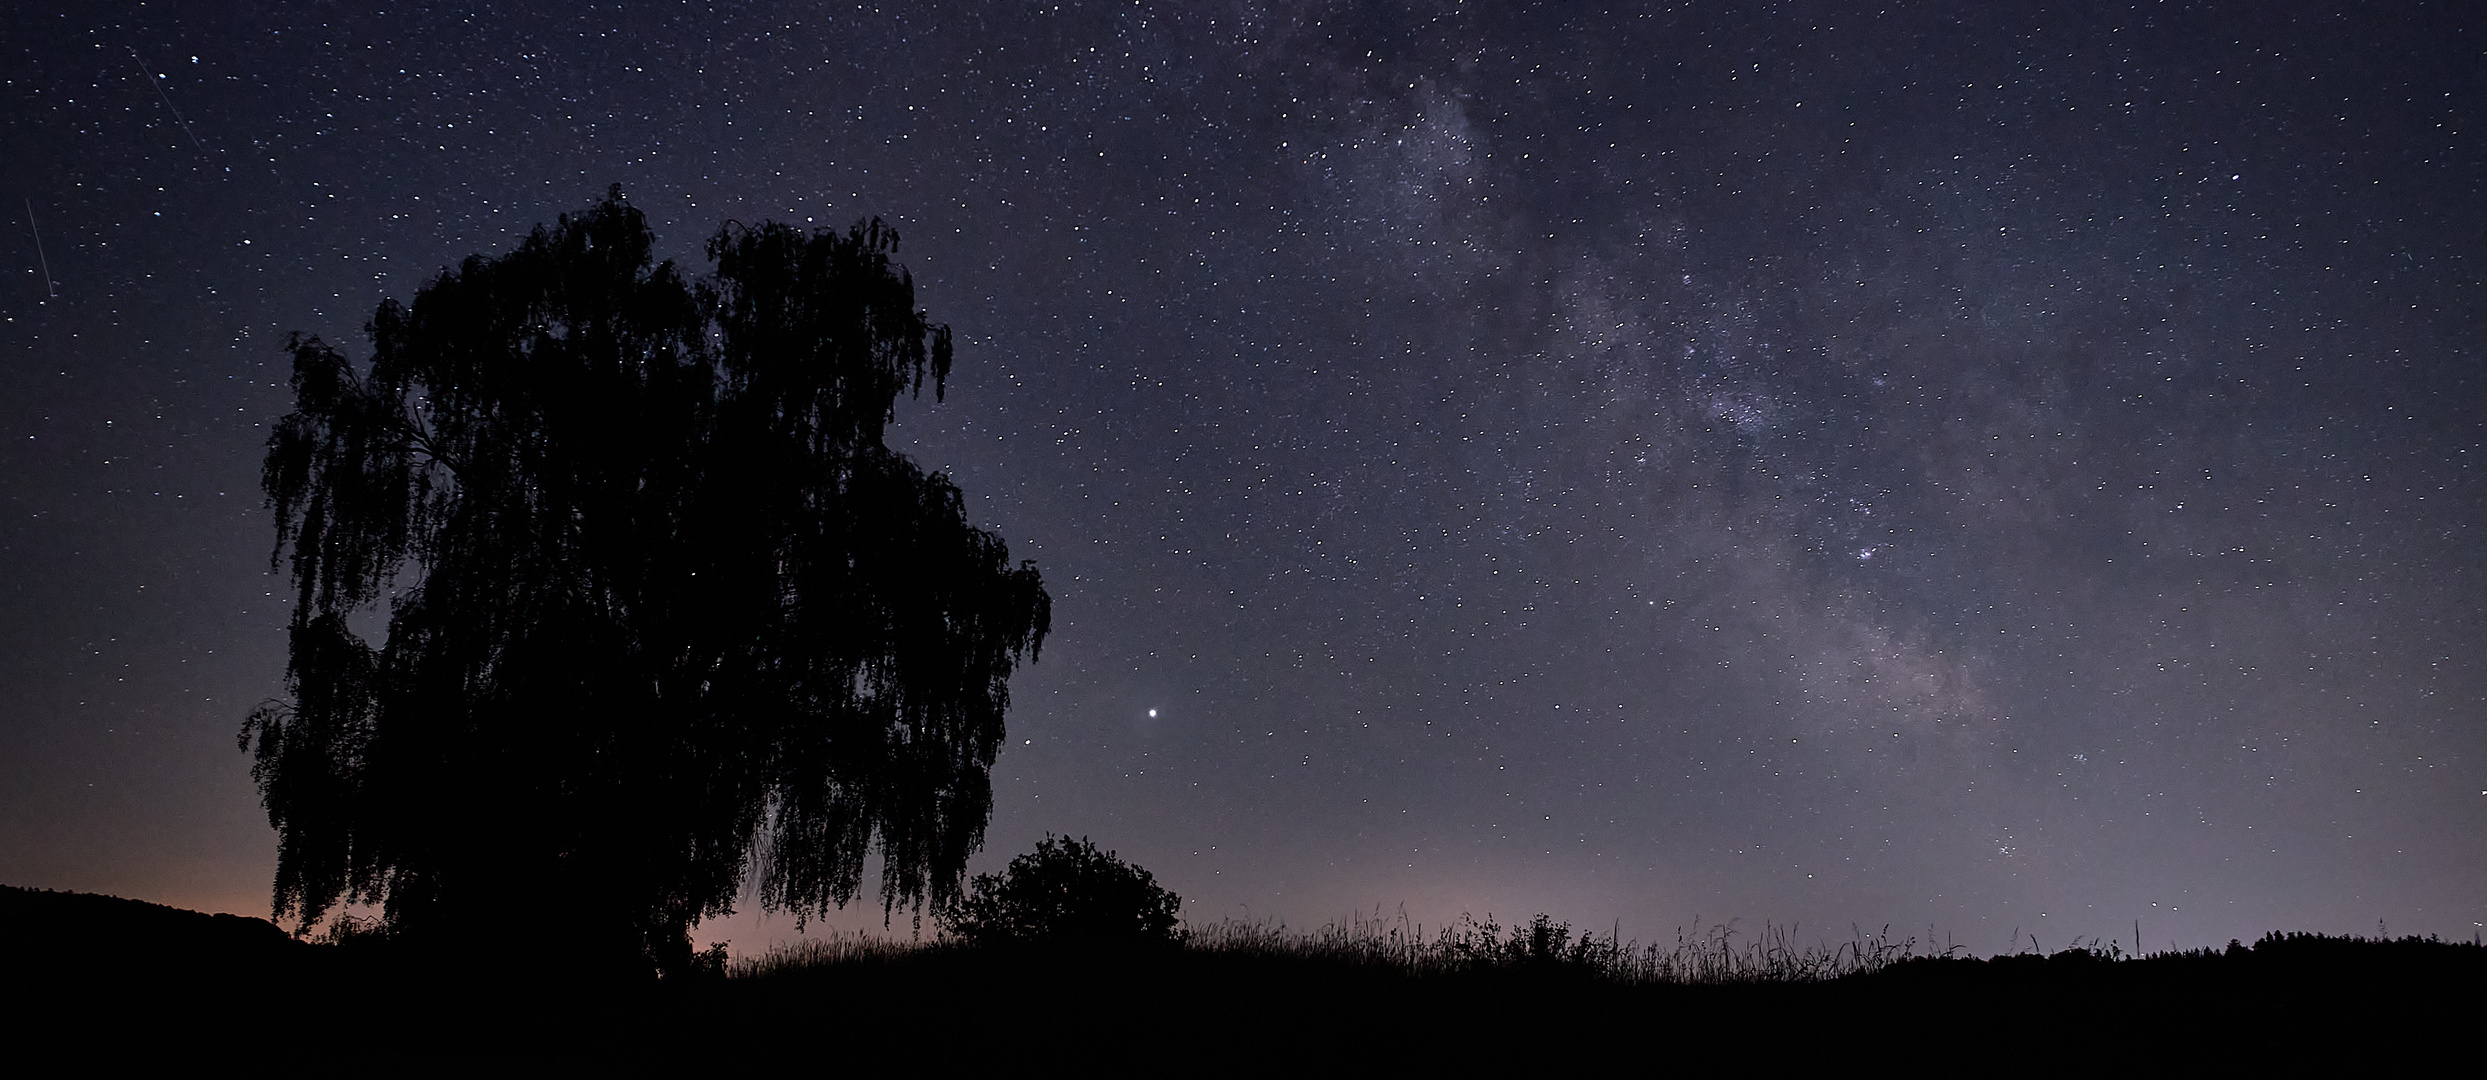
936;835;1182;946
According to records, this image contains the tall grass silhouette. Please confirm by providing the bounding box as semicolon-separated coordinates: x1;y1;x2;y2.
733;907;1944;985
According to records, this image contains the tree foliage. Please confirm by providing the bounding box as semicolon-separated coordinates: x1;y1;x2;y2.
937;835;1184;946
241;188;1049;974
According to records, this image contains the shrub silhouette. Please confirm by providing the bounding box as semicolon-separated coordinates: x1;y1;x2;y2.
937;835;1182;945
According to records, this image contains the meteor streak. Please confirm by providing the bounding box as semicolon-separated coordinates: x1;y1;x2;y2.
130;47;208;153
24;198;53;299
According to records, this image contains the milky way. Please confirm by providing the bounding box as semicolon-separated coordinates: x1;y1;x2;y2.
4;2;2480;955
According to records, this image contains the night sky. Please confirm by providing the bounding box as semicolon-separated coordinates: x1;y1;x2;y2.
5;2;2482;957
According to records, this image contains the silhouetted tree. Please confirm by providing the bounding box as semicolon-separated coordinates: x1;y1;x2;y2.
241;187;1050;976
937;835;1183;945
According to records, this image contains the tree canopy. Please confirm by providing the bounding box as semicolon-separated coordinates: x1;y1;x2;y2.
242;188;1049;974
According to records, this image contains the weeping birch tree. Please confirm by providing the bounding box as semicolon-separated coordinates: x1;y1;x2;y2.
242;188;1049;975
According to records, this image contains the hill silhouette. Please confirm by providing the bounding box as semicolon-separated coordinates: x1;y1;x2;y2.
4;885;302;977
5;885;2480;1071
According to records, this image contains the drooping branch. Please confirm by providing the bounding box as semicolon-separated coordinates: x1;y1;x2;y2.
247;190;1048;972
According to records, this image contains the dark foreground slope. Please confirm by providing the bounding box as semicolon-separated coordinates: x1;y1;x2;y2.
697;934;2484;1072
6;886;2479;1074
3;884;301;973
2;885;664;1072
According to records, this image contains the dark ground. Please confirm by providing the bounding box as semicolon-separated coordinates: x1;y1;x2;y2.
4;885;2476;1073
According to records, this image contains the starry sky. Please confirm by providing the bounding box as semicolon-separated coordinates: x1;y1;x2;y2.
4;1;2482;956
